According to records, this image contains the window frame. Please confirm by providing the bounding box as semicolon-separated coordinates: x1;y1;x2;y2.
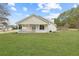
39;25;44;30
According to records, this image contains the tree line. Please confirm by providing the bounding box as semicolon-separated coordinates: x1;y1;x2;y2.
55;6;79;29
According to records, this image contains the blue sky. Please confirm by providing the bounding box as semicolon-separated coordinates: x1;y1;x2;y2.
7;3;78;25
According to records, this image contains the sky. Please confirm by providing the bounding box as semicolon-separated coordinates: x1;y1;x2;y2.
7;3;78;25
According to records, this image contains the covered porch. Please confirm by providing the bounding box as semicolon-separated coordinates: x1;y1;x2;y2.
18;24;48;33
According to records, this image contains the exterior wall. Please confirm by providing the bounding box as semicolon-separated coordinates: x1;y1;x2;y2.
18;23;57;33
35;25;48;33
19;24;49;33
19;16;48;24
21;24;32;32
48;23;57;32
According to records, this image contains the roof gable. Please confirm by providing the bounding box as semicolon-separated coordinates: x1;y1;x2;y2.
16;14;51;24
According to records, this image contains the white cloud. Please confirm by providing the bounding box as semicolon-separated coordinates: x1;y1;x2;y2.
37;3;62;13
11;7;16;11
23;7;28;11
73;4;77;8
8;3;16;11
73;3;79;8
45;3;62;10
38;3;44;9
41;10;50;13
8;3;15;6
44;13;60;19
73;4;79;8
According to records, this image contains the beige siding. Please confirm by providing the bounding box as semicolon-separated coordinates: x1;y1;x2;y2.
22;25;32;31
19;16;48;24
20;24;49;32
36;25;48;32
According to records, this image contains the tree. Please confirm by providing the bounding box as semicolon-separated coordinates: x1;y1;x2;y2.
54;18;61;26
56;5;79;28
0;3;10;17
0;3;10;31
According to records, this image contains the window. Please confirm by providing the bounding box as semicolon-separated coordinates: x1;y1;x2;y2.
40;25;44;30
19;25;22;29
32;25;36;30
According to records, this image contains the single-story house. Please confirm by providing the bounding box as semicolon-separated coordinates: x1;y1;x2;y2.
16;14;57;33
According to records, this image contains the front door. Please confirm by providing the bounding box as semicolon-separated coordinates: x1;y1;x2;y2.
32;25;36;31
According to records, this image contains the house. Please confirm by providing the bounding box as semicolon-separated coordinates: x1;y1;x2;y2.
0;17;9;31
16;14;57;33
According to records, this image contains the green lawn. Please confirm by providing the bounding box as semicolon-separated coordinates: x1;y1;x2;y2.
0;31;79;56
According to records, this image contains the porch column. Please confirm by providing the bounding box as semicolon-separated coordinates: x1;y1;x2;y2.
35;24;39;32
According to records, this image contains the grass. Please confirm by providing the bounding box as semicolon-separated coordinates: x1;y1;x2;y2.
0;31;79;56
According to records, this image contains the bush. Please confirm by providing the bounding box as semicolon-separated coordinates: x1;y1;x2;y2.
49;30;52;32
